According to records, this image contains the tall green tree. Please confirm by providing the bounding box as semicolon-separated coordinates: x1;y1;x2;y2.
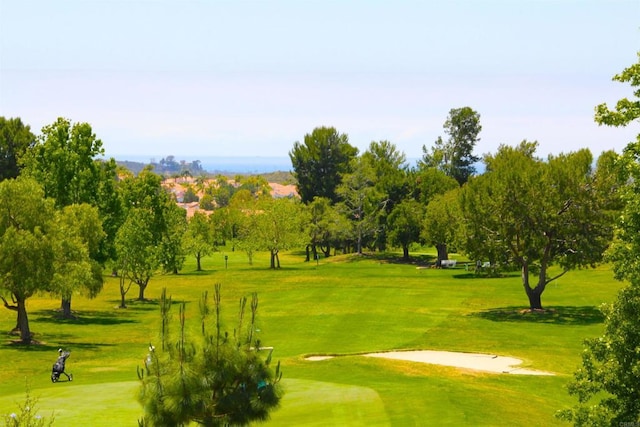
0;178;55;343
408;165;460;265
289;126;358;204
410;166;459;206
225;190;262;265
159;203;187;275
459;141;611;310
306;196;346;260
361;140;409;251
0;178;97;343
21;117;121;315
600;65;640;287
421;107;481;185
94;158;124;268
0;117;36;181
183;211;215;271
23;117;106;208
138;285;282;426
119;166;179;277
115;208;160;304
53;204;105;318
560;52;640;426
336;157;382;255
252;197;308;269
387;199;424;261
421;189;461;265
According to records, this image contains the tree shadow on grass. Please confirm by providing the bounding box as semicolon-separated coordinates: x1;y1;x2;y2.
3;336;116;351
110;298;189;312
32;309;139;326
3;333;73;350
341;252;437;266
173;269;217;277
471;305;604;325
452;272;520;280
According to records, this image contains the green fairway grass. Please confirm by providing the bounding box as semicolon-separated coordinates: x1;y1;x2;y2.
0;249;623;425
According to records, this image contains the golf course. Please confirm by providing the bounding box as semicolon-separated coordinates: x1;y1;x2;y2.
0;248;622;426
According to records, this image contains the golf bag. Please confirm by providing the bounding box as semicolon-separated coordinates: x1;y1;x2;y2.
51;349;73;382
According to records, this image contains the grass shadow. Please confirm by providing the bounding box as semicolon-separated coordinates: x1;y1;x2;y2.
106;298;189;312
55;341;116;350
32;310;139;326
453;272;520;280
169;269;219;277
2;337;116;351
472;305;605;325
2;335;73;350
341;252;438;266
288;250;309;257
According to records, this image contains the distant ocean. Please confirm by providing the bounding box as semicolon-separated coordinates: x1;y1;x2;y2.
110;155;293;174
108;155;454;174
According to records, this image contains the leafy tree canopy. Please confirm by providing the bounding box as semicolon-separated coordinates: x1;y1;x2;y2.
0;117;36;181
387;199;424;261
289;126;358;204
459;141;611;309
421;107;481;185
22;117;105;208
421;188;461;264
560;53;640;426
594;52;640;127
0;178;98;343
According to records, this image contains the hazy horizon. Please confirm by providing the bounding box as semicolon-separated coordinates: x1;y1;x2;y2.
111;154;295;174
3;1;638;162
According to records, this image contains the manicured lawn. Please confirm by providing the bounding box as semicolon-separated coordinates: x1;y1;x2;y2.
0;249;623;425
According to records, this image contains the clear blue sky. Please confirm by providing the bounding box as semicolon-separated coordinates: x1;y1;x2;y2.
1;0;638;161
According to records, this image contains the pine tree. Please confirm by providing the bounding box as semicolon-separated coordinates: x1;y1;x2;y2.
137;285;282;426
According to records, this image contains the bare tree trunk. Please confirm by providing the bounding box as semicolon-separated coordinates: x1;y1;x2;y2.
119;275;128;308
196;253;202;271
138;282;148;301
436;243;448;265
16;296;31;344
320;244;331;257
522;261;546;310
270;249;280;269
527;289;543;310
60;298;73;319
402;245;410;261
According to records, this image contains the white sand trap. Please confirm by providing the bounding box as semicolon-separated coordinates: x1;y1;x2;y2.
306;355;336;361
363;350;554;375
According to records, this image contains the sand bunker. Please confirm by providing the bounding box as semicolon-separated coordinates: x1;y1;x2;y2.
306;350;554;376
305;355;336;361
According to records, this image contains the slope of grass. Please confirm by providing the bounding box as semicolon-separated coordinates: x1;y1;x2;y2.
0;249;623;425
